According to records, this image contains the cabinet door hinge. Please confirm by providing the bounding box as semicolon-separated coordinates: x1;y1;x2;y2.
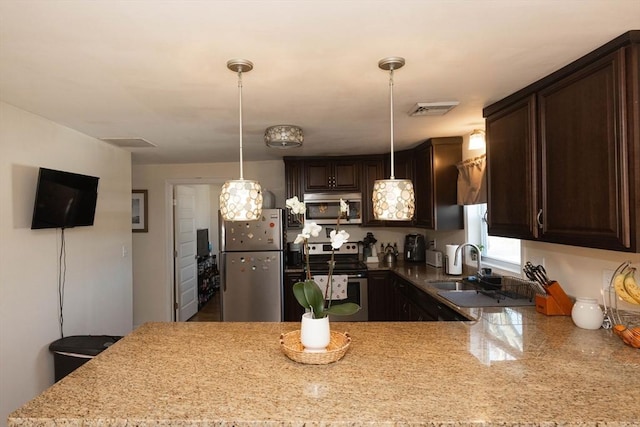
172;198;177;206
174;302;179;310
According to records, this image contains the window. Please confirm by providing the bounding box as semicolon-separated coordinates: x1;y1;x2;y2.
465;204;521;273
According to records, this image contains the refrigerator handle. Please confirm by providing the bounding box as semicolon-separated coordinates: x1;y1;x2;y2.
220;252;226;292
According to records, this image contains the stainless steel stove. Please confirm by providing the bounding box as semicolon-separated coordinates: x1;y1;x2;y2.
306;242;367;274
304;242;368;321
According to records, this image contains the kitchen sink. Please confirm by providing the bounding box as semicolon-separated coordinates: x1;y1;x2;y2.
428;281;477;291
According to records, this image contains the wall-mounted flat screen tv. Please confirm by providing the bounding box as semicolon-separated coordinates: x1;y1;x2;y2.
31;167;99;229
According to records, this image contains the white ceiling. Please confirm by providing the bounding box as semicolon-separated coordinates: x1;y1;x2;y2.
1;1;638;164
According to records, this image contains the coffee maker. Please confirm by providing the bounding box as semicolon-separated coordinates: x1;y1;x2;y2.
404;233;426;262
286;242;303;267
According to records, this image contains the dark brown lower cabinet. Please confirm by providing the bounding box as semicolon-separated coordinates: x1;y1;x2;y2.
368;271;470;322
283;271;305;322
367;270;397;321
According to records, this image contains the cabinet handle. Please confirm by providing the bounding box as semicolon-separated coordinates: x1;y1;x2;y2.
483;210;488;224
536;209;543;228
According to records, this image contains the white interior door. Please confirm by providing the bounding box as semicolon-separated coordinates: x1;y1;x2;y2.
174;185;198;321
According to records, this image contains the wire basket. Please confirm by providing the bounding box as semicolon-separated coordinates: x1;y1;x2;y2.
501;275;541;299
603;261;640;347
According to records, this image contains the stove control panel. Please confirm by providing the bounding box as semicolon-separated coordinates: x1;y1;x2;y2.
307;242;359;256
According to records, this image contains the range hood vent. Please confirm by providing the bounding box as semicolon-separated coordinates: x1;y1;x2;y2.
408;101;459;117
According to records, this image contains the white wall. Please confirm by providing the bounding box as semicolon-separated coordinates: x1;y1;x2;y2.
131;161;284;327
193;185;212;231
0;102;133;424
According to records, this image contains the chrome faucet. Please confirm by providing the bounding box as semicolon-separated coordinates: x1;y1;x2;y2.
454;243;482;276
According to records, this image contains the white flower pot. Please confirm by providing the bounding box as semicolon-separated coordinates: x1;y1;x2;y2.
300;312;330;352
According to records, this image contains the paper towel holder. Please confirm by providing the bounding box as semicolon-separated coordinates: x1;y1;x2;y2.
444;244;462;275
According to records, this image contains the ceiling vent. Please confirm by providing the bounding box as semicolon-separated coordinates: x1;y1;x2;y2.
408;101;459;117
100;137;157;148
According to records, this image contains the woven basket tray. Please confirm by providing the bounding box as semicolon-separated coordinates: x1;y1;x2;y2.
279;330;351;364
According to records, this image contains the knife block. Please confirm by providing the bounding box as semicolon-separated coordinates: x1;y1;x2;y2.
535;281;573;316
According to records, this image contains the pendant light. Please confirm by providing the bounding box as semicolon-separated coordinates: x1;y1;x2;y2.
372;57;415;221
219;59;263;221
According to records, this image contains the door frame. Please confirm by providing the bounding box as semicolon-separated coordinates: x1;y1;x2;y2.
165;178;226;321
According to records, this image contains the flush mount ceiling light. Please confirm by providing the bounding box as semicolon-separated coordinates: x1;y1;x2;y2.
469;129;486;150
372;57;415;221
264;125;304;148
219;59;263;221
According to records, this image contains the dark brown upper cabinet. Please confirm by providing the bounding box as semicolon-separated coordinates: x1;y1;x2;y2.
413;137;463;230
303;159;360;192
485;95;538;240
284;158;304;229
360;155;387;227
285;138;464;231
484;30;640;252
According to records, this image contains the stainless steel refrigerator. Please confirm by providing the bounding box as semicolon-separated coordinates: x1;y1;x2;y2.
219;208;284;321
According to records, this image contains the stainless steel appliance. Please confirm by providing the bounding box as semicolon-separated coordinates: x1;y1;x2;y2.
219;208;284;321
305;242;368;321
286;242;303;267
404;233;426;262
303;193;362;224
426;249;443;267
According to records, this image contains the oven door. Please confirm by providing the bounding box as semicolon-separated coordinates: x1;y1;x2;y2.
303;193;362;225
329;276;368;322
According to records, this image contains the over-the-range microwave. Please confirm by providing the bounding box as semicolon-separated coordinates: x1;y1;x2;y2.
303;193;362;225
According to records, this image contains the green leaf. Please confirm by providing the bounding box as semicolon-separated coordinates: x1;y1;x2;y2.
292;282;310;309
302;280;326;318
325;302;361;316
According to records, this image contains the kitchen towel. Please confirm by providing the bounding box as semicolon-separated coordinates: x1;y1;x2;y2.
456;155;487;205
312;275;348;300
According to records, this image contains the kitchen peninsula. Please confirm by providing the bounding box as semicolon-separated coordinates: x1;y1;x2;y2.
8;314;640;426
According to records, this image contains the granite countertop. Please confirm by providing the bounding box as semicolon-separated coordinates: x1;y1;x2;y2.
9;317;640;426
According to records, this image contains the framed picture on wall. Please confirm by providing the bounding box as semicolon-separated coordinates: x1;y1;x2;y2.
132;190;148;232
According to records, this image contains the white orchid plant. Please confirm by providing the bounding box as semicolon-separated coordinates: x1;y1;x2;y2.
285;196;361;319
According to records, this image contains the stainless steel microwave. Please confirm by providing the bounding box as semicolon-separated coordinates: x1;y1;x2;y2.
303;193;362;225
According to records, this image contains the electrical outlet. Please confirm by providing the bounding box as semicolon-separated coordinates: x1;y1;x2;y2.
602;269;615;290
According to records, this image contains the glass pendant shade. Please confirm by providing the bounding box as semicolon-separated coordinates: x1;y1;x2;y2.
372;178;415;220
220;58;263;221
220;179;263;221
372;56;415;221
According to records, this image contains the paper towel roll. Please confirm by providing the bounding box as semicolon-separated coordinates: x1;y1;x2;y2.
445;244;462;275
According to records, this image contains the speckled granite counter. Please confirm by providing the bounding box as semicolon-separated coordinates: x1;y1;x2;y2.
9;318;640;426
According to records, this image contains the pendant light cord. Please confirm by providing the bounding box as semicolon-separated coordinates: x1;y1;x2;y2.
58;228;66;338
389;68;395;179
237;70;244;180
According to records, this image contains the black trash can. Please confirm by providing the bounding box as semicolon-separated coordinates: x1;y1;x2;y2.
49;335;122;381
